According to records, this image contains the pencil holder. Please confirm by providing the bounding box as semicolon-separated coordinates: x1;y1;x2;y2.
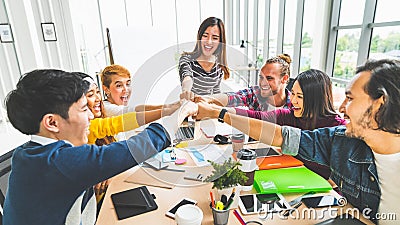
211;206;230;225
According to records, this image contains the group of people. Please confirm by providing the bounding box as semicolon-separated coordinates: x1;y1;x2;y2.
3;16;400;225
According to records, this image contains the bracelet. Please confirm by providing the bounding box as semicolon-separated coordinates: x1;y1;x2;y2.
218;108;228;123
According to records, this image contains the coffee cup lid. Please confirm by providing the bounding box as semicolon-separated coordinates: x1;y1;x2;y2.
175;205;203;224
231;133;245;140
237;149;257;160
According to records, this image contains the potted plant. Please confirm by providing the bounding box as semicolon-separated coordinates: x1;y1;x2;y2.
204;158;248;208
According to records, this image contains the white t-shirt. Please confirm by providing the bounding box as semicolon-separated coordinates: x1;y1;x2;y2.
103;100;135;117
103;101;137;140
373;151;400;224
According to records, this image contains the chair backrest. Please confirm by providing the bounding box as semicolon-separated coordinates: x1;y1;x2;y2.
287;77;296;91
0;149;14;224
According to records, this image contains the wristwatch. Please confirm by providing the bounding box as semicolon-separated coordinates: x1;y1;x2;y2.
218;108;228;123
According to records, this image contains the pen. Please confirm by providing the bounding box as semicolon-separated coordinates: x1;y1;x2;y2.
223;187;236;209
233;209;246;225
210;191;215;208
221;194;227;205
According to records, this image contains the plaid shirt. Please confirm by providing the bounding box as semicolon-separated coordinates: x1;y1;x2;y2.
225;86;292;111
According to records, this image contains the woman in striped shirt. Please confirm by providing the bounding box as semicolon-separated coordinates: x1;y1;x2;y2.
179;17;230;100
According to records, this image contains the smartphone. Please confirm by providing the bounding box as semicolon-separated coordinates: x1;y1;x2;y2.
302;195;339;208
165;198;197;218
238;194;262;215
250;147;281;158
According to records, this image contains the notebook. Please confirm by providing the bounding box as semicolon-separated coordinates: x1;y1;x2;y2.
111;186;158;220
253;167;332;194
257;155;304;170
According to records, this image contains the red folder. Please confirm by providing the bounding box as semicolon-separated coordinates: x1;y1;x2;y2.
256;155;303;170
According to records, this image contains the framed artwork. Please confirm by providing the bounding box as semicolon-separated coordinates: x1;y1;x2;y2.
41;22;57;41
0;23;14;43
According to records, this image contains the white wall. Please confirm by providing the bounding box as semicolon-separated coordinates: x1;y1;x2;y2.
0;0;81;107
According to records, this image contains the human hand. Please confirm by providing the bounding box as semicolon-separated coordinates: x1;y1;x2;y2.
195;101;221;120
180;90;195;101
178;100;198;123
194;95;212;103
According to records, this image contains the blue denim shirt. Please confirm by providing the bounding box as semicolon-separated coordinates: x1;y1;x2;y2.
281;125;381;223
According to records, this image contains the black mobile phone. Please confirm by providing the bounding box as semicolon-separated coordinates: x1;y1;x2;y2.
302;195;339;208
256;193;280;204
165;198;197;218
250;147;280;158
238;195;262;214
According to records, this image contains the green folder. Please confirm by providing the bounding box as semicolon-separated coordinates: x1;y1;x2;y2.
253;167;332;194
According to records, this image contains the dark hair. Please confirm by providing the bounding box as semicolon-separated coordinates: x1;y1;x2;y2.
264;54;292;77
184;17;230;79
294;69;336;129
76;73;117;145
5;69;89;135
356;58;400;134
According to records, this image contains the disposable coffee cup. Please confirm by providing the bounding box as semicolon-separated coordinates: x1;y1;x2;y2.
175;204;203;225
231;133;245;152
237;149;257;191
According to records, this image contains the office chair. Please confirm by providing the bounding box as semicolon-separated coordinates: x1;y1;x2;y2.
0;149;14;224
287;77;296;91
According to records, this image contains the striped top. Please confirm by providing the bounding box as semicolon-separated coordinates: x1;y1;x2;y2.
179;54;224;95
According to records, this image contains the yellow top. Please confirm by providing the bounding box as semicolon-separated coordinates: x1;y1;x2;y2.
87;112;140;144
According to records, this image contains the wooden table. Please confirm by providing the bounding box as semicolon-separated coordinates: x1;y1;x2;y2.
96;120;373;225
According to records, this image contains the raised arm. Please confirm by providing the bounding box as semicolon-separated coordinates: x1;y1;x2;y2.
196;102;284;147
88;102;181;144
179;55;195;101
194;93;229;106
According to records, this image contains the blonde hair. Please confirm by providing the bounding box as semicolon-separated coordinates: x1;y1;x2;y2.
100;65;131;88
264;54;292;77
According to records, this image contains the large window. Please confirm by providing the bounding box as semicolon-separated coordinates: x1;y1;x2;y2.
334;29;361;80
282;0;297;61
268;0;280;59
328;0;400;83
69;0;223;76
68;0;400;83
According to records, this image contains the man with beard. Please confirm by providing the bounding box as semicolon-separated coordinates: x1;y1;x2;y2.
193;54;292;111
196;58;400;224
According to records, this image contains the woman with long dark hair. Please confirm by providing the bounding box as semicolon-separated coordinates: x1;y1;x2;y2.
179;17;229;100
201;69;346;180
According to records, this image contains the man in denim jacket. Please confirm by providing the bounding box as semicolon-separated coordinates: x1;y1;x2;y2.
197;59;400;224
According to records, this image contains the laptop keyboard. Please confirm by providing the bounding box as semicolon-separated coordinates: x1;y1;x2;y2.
175;126;194;141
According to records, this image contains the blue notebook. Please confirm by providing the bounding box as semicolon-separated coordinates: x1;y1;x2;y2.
254;167;332;194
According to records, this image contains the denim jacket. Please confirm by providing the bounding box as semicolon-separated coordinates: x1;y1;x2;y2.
281;125;381;223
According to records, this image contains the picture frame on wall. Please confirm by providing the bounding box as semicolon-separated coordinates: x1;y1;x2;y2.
41;22;57;42
0;23;14;43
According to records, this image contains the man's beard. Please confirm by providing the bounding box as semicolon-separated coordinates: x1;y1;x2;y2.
345;105;374;140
